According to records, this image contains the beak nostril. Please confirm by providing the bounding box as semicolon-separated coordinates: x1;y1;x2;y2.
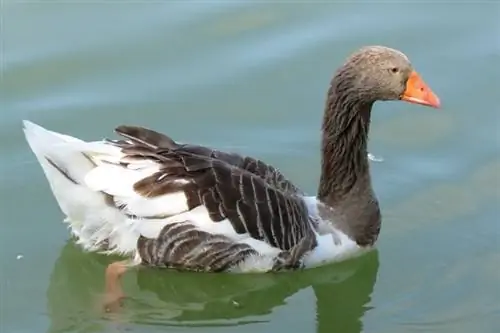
403;70;440;108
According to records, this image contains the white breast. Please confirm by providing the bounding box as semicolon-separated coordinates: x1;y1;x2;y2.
302;195;370;268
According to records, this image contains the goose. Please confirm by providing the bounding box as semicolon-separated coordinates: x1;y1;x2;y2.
23;45;440;308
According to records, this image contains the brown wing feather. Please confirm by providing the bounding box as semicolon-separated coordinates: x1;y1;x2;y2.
113;126;302;195
178;144;303;195
112;126;312;251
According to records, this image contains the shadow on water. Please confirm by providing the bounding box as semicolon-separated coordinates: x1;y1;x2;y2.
46;242;379;333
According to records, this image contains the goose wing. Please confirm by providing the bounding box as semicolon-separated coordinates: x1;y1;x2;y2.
108;126;302;195
88;126;313;251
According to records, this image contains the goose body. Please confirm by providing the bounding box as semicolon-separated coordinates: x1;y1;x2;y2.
23;46;441;310
23;121;365;273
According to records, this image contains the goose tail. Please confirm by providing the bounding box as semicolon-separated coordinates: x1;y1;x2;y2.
22;120;136;254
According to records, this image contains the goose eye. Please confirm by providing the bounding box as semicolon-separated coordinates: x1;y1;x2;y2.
390;67;399;74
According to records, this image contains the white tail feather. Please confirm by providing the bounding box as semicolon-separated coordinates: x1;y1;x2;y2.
22;120;142;255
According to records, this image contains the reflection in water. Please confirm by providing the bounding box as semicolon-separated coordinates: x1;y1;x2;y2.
46;242;379;333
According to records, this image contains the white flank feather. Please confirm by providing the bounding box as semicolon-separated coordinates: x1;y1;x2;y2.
84;164;158;197
115;192;190;218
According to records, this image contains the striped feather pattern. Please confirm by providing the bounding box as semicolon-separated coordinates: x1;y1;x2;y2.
110;126;302;195
110;126;315;252
137;221;319;272
137;221;260;272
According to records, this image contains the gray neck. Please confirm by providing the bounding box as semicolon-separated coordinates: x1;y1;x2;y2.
318;79;373;202
316;75;381;246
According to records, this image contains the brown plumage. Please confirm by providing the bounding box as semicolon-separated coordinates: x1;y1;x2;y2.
110;127;313;251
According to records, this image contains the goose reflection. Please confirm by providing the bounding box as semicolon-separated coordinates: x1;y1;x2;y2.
46;242;379;333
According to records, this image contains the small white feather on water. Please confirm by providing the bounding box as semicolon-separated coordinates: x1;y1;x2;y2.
368;153;384;162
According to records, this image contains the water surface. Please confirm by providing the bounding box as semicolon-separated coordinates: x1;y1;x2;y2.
1;2;499;333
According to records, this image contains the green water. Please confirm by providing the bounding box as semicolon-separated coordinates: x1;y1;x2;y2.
1;2;499;333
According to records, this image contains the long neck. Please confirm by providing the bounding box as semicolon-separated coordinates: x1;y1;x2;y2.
315;70;382;247
317;79;373;204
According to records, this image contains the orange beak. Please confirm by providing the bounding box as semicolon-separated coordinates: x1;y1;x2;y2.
401;71;441;108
